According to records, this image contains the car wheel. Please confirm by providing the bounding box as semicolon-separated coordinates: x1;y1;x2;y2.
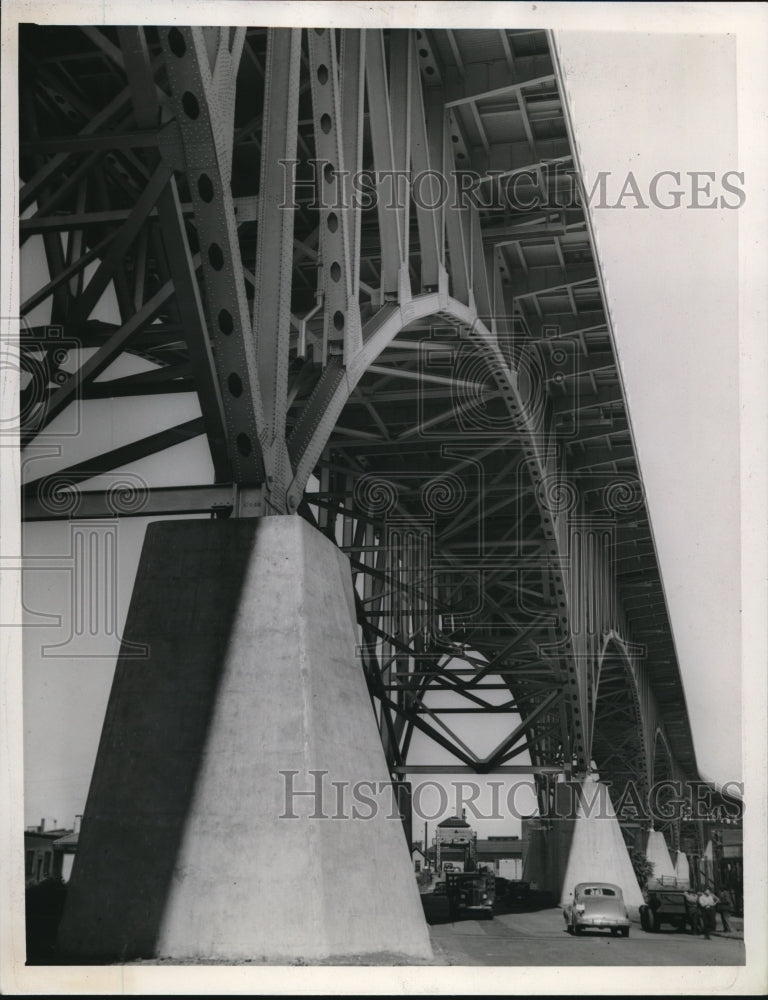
566;926;574;935
621;927;630;938
642;908;658;933
610;928;619;936
574;925;583;935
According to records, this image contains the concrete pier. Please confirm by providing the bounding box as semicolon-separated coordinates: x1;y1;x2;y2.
523;777;644;914
645;829;676;881
558;777;645;913
57;516;432;962
674;849;691;885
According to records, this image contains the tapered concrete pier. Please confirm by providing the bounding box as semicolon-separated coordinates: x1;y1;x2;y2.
523;777;644;914
558;777;645;913
674;849;691;885
58;516;432;962
645;829;676;881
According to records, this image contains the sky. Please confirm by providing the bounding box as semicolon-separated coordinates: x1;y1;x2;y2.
405;26;746;836
10;14;747;838
554;29;741;787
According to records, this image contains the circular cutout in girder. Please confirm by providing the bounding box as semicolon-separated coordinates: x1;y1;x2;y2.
182;91;200;120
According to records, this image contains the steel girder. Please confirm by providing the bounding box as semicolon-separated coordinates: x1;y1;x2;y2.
17;25;700;804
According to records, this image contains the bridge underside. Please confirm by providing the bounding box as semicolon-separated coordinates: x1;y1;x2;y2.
16;22;711;958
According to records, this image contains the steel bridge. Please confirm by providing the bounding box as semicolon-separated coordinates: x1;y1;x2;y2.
17;23;709;922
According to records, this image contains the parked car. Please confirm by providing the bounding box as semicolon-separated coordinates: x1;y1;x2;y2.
433;881;446;895
563;882;630;937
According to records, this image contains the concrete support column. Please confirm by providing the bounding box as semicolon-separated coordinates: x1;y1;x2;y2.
558;777;645;914
674;849;691;886
645;829;676;882
523;778;645;915
58;516;432;962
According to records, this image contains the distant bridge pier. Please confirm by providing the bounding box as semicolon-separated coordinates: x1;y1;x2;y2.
523;777;644;914
58;516;432;962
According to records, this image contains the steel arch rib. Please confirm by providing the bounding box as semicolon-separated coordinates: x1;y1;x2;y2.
16;24;706;794
286;290;585;772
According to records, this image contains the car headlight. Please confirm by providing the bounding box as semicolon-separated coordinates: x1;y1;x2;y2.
575;904;586;914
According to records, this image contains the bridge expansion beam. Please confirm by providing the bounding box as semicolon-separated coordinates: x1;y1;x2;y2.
57;515;432;962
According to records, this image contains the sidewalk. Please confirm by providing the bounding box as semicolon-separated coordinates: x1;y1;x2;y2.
708;915;743;940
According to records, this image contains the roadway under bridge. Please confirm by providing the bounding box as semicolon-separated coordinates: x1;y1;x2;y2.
16;23;726;962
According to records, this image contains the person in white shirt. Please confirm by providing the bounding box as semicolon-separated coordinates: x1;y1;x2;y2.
697;886;718;939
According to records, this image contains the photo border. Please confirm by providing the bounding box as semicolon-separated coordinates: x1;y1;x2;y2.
1;2;766;994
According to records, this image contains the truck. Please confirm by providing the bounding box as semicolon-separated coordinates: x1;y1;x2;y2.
497;858;523;881
445;871;495;920
640;876;698;933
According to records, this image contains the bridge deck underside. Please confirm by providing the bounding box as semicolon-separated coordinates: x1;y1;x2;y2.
17;23;698;792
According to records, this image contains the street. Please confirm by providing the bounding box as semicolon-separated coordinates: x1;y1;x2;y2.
424;898;745;966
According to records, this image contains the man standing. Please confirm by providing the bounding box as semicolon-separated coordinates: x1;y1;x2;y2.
684;888;701;934
717;887;734;932
697;885;718;939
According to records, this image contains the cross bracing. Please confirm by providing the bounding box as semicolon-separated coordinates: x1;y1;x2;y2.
18;24;701;810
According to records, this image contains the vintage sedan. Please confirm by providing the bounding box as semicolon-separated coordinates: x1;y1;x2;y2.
563;882;631;937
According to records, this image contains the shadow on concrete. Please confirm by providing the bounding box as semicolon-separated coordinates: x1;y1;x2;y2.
52;520;262;964
25;878;68;964
494;891;554;915
420;889;555;926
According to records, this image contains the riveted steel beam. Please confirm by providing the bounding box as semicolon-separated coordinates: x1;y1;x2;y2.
160;25;266;487
22;265;176;446
445;74;557;110
340;30;365;307
22;483;236;521
389;30;412;298
20;234;112;315
19;82;134;211
16;23;701;795
408;44;443;291
307;27;363;366
119;26;232;481
250;28;302;509
23;417;207;503
365;30;406;300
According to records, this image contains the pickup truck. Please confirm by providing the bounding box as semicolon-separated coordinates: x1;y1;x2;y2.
640;877;697;933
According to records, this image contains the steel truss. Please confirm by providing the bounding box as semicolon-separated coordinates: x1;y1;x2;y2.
18;24;700;813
